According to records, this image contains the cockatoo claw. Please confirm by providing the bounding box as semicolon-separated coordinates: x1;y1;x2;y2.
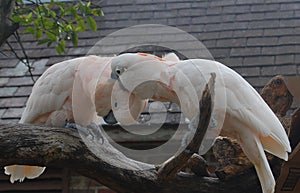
65;122;77;129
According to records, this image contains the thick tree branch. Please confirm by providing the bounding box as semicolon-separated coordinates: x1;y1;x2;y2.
0;123;265;193
0;0;19;47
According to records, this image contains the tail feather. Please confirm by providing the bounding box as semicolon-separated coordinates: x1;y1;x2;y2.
261;135;288;161
253;137;275;193
4;165;46;183
238;129;275;193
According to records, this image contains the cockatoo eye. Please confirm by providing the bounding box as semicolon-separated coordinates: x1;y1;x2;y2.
111;66;126;80
116;69;121;75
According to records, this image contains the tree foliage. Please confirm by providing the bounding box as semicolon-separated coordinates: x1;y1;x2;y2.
11;0;103;54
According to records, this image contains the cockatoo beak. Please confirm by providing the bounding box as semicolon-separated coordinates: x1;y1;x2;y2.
103;110;117;125
111;71;119;80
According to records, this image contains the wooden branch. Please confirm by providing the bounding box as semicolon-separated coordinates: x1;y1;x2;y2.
0;124;265;193
290;108;300;150
158;73;215;181
0;0;19;47
261;75;293;116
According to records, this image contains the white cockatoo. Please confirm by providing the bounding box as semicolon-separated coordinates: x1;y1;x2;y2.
110;52;291;193
5;55;147;183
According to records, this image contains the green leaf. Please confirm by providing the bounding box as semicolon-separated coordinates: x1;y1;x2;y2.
91;8;104;16
55;41;65;55
23;26;35;34
71;32;78;46
86;16;97;32
37;38;51;45
76;16;86;31
35;28;43;39
47;41;52;47
46;31;57;41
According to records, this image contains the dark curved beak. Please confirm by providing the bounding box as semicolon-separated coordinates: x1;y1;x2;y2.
111;72;119;80
103;110;117;125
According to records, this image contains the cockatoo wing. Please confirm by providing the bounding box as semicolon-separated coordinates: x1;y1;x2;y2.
216;61;290;193
19;57;87;125
9;56;109;184
220;62;291;159
170;59;227;154
72;57;113;126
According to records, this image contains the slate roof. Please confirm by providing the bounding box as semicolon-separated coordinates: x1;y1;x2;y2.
1;0;300;123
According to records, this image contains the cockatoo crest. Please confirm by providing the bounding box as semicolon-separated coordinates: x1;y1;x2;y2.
162;52;180;62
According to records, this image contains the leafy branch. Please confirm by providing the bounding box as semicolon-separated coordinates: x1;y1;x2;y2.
12;0;103;54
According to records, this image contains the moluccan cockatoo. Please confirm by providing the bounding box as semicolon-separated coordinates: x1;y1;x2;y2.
4;55;147;183
110;52;291;193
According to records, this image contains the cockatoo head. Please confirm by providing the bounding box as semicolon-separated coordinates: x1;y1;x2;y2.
110;53;171;125
111;53;170;96
111;53;165;79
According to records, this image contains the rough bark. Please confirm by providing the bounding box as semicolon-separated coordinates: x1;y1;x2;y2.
0;0;19;47
0;124;266;193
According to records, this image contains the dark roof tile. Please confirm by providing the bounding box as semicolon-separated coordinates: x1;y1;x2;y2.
243;56;275;66
0;97;27;108
209;0;236;7
28;59;49;76
2;107;25;119
0;87;17;97
247;37;278;46
0;118;19;123
0;109;6;118
261;65;297;76
230;47;261;57
222;5;251;14
235;13;265;22
0;59;19;68
46;56;74;66
251;4;280;12
0;62;28;77
275;55;295;65
166;2;192;9
6;77;35;86
0;78;9;87
14;86;32;97
248;20;280;29
233;66;260;77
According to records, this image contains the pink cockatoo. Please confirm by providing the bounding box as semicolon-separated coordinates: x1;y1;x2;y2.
110;52;291;193
4;55;147;183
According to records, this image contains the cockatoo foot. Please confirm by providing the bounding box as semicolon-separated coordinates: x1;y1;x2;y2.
65;122;77;129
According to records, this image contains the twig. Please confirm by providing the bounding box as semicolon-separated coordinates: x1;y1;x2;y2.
5;35;35;83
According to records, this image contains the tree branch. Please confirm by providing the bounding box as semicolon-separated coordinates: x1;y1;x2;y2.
0;0;19;47
0;126;265;193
